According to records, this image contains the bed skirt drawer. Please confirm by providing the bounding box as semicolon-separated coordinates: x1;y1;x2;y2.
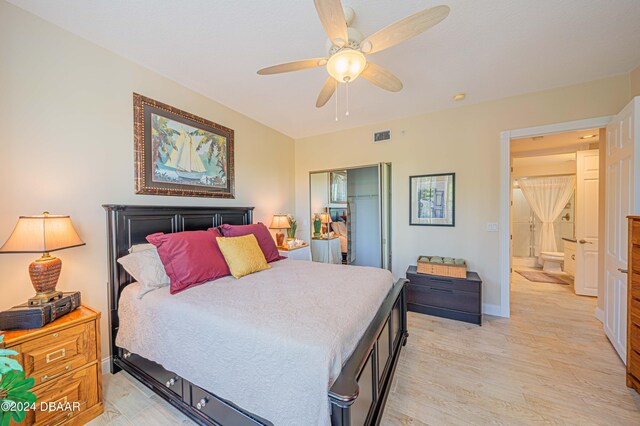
122;352;183;398
189;384;263;426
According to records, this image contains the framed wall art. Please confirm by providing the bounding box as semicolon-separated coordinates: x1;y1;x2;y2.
133;93;235;198
410;173;455;226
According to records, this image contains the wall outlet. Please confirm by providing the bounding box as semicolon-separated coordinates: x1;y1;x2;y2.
486;223;499;232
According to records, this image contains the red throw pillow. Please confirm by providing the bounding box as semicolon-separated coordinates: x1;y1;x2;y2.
146;229;230;294
217;223;282;263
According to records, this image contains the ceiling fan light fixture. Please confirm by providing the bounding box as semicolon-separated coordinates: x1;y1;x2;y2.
327;49;367;83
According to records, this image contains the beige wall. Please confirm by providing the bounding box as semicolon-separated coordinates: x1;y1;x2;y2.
295;75;629;312
631;65;640;98
0;2;295;357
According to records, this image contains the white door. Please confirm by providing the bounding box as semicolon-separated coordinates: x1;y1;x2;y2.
575;149;599;296
604;97;639;362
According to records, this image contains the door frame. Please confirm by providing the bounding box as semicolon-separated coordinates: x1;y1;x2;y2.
499;116;613;318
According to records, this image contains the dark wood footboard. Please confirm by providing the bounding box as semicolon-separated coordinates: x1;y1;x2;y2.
104;204;408;426
329;278;408;426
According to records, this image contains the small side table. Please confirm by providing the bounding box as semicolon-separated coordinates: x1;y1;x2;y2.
311;236;341;264
278;243;312;261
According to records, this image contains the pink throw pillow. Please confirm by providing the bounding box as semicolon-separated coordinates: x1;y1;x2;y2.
217;223;282;263
146;229;230;294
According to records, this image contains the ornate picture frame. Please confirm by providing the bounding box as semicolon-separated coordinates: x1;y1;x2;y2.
133;93;235;198
410;173;455;226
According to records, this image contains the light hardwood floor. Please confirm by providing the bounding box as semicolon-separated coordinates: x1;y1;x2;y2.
89;271;640;425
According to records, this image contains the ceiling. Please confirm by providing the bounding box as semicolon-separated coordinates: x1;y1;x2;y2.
511;129;600;157
512;153;576;170
9;0;640;139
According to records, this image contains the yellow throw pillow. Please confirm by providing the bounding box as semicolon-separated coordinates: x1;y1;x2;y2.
216;234;271;279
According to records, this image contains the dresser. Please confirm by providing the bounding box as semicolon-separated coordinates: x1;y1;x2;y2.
1;306;103;425
627;217;640;393
406;266;482;325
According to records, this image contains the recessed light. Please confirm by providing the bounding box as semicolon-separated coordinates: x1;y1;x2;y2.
452;93;466;101
579;134;597;140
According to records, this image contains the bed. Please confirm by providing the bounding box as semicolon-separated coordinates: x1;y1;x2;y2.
104;204;408;426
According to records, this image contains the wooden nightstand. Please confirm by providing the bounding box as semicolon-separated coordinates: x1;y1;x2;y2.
0;305;103;425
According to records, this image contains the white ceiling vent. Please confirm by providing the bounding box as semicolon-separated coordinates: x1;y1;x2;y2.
373;130;391;143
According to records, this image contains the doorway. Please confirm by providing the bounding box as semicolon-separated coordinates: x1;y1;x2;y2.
498;116;612;318
309;163;392;270
509;131;601;306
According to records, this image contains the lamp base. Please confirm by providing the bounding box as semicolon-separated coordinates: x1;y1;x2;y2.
28;291;63;306
28;254;63;306
275;231;285;247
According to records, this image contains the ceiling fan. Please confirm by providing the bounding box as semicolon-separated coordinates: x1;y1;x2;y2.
257;0;450;110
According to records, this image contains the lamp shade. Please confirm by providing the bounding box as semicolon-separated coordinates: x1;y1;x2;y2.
269;214;291;230
0;213;85;254
327;48;367;83
319;212;332;224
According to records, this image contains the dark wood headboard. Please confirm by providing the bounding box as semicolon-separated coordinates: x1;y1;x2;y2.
103;204;254;360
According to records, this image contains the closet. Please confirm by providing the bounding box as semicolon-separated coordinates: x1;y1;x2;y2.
309;163;392;270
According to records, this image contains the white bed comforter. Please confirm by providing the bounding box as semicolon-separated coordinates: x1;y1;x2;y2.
116;259;393;426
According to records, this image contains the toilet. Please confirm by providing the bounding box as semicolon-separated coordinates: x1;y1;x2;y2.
540;251;564;273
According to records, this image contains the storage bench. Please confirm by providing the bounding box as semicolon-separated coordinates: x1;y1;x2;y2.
406;265;482;325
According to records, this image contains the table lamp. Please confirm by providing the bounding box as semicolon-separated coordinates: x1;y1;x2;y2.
319;211;332;235
269;214;291;247
0;212;85;305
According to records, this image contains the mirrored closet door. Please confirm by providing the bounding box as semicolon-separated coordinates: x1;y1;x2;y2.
309;163;392;270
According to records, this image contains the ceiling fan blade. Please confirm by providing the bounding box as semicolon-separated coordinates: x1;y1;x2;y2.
361;63;403;92
360;5;450;54
314;0;349;47
257;58;327;75
316;77;337;107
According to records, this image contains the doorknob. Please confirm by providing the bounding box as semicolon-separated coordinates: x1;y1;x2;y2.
618;268;628;274
578;239;593;244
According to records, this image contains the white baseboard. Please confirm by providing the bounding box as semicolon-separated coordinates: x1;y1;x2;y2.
595;307;604;323
482;303;503;317
101;356;111;375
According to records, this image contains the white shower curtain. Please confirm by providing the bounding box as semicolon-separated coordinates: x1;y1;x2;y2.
517;176;575;262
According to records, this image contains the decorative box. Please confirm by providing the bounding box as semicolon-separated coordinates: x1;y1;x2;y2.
416;256;467;278
0;291;81;330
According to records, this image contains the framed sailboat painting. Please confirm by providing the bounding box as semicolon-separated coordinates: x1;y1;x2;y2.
134;93;235;198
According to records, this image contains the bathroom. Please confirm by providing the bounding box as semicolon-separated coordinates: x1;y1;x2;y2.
510;129;601;295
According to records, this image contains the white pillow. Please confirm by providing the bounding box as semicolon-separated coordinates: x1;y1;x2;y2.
128;243;156;253
118;247;170;298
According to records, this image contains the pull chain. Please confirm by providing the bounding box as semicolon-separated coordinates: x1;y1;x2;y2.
335;83;339;122
345;80;350;117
